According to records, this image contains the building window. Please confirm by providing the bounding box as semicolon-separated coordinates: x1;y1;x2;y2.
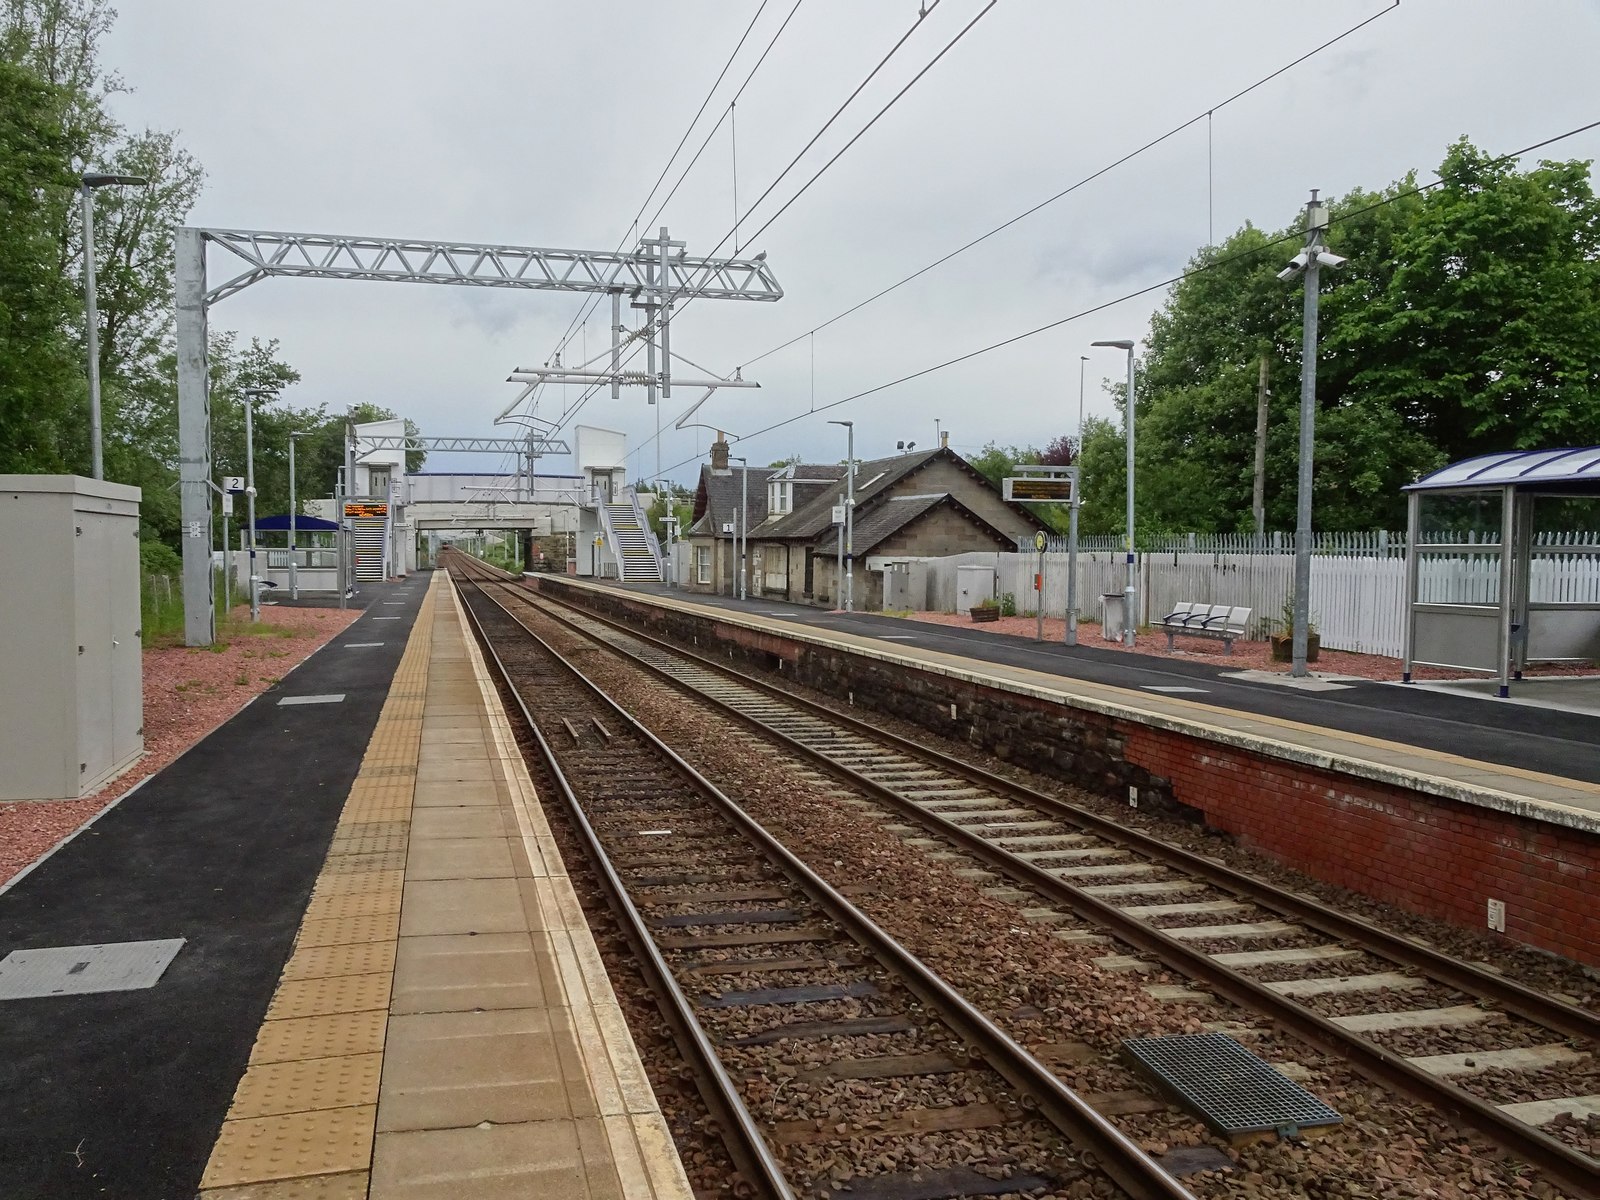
696;545;711;584
768;479;792;515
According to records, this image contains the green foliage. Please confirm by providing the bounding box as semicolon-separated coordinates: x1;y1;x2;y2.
0;57;80;474
998;592;1017;617
1125;139;1600;533
139;538;181;575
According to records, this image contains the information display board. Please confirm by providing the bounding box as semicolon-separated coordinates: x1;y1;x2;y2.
344;501;389;518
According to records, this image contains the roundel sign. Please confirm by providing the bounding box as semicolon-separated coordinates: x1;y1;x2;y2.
1034;530;1048;552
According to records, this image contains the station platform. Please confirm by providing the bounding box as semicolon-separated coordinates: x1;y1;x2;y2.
562;579;1600;807
537;577;1600;968
0;571;689;1200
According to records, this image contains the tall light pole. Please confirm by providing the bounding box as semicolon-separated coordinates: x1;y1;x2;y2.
288;430;308;599
1066;354;1088;646
242;388;270;623
1091;340;1137;646
1277;189;1346;677
80;172;148;480
730;456;750;600
828;419;855;612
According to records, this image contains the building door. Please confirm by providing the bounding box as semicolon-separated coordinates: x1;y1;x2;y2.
803;548;815;597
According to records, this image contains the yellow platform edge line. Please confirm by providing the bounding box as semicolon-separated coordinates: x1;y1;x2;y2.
198;578;439;1196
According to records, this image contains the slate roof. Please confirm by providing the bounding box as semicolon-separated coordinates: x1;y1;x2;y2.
758;447;946;540
688;465;778;538
814;492;1016;556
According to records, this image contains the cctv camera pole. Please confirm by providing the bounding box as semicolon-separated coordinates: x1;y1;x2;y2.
1291;190;1329;679
244;391;260;622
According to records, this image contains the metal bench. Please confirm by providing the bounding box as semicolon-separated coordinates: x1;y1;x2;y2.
1158;603;1252;654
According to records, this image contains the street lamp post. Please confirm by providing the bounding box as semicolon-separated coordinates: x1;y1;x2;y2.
288;430;307;599
241;389;266;622
1277;189;1346;678
828;420;855;612
1091;340;1137;646
1066;354;1088;646
730;456;749;600
80;172;148;480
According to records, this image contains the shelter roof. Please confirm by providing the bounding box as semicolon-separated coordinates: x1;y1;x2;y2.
251;514;339;532
1406;448;1600;492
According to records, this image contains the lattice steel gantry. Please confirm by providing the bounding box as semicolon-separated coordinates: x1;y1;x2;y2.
176;225;781;645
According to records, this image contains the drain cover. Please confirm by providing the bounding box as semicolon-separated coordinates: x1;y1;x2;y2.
1123;1032;1340;1138
0;939;185;1000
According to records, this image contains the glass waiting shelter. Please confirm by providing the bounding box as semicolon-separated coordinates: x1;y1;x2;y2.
1402;447;1600;696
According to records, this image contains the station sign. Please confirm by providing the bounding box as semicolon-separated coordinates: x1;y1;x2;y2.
222;476;245;493
344;501;389;518
1004;477;1076;502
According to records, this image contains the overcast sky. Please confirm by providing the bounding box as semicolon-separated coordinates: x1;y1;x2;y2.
104;0;1599;483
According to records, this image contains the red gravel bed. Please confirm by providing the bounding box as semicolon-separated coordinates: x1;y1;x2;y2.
0;605;360;887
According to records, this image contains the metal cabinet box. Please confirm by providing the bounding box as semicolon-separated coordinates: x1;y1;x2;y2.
0;476;143;801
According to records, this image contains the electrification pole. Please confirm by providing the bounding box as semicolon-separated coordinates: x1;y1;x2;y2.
1066;354;1087;646
1277;190;1346;678
830;420;855;612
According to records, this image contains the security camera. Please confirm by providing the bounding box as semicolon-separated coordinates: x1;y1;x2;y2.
1289;249;1311;270
1315;250;1347;269
1276;264;1299;282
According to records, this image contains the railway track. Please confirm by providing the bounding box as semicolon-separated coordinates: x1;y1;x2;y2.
448;563;1195;1200
450;559;1599;1197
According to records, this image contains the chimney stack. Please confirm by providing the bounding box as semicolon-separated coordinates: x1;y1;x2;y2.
940;430;949;450
710;432;730;473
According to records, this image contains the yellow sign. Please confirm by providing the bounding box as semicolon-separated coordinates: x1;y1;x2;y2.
344;502;388;518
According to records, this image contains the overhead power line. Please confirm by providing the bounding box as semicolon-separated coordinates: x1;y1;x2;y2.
555;1;996;455
736;0;1402;372
646;116;1600;479
549;0;784;363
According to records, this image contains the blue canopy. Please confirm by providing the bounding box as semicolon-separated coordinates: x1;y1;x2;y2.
250;514;339;532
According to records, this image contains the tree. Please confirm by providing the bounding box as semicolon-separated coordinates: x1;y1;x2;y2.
0;58;79;473
1129;140;1600;532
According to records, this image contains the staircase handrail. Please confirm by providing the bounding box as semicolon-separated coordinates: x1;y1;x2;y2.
626;488;668;579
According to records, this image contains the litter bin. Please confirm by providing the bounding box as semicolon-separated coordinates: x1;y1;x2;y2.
1100;592;1127;641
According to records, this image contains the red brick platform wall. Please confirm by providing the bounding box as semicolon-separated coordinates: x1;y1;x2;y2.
1121;725;1600;967
541;579;1600;967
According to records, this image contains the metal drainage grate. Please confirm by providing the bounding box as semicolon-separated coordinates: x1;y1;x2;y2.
1123;1032;1340;1138
0;939;185;1000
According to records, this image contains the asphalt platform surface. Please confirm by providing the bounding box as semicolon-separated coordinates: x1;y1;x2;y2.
573;581;1600;785
0;575;428;1200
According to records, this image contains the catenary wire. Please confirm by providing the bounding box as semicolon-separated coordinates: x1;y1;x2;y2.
643;116;1600;479
547;0;982;467
548;0;780;363
735;0;1401;372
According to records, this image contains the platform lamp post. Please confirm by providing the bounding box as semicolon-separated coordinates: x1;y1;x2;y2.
288;430;308;599
1091;340;1137;646
80;172;149;480
1276;190;1346;678
730;455;750;600
241;388;272;623
828;420;855;612
1065;354;1088;646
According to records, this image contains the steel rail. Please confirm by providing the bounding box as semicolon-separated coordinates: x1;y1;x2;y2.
450;565;1197;1200
525;577;1600;1040
453;575;796;1200
513;578;1600;1197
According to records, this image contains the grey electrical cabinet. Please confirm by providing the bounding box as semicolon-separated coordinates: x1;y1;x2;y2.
0;476;143;801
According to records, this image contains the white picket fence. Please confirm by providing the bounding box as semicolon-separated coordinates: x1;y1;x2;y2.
905;533;1600;659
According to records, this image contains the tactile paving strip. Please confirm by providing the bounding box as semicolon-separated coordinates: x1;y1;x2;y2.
265;973;393;1021
304;890;403;923
1123;1032;1341;1136
282;941;398;983
199;1104;377;1188
226;1054;385;1119
295;913;402;949
248;1010;389;1065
